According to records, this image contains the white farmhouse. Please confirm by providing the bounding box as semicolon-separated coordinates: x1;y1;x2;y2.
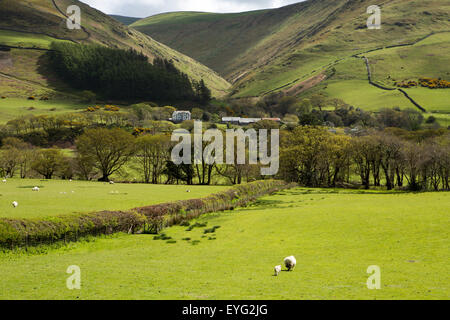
171;111;191;123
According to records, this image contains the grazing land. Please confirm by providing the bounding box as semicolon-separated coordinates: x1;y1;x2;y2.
1;188;448;299
0;98;86;123
0;179;228;218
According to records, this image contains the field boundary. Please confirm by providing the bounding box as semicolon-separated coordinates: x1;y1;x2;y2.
0;180;295;250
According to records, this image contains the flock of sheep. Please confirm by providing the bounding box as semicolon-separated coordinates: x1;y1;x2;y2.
5;179;117;208
274;256;297;276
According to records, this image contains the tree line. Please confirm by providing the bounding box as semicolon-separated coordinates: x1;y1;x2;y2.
280;126;449;191
1;127;448;191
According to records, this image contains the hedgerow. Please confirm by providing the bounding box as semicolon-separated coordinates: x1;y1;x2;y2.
0;180;295;249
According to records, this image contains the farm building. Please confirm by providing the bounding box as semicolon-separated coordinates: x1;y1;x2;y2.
221;117;281;126
171;111;191;123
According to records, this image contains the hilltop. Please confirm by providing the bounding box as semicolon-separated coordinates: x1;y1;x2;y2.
132;0;450;112
0;0;230;99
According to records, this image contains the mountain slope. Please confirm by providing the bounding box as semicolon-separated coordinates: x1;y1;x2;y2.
0;0;230;98
109;15;141;26
132;0;450;101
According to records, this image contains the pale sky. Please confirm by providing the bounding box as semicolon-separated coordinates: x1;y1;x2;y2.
81;0;305;18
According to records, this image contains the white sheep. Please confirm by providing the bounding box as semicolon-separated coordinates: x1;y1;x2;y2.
274;265;282;276
186;190;191;193
12;201;18;208
109;181;115;184
284;256;297;271
32;186;40;191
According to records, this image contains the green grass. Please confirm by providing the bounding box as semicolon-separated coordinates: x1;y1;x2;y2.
430;113;450;127
0;98;87;123
366;32;450;84
403;88;450;113
0;178;228;219
0;187;448;299
323;80;412;111
0;30;68;49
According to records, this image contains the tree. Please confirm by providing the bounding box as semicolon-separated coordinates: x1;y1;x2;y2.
191;108;204;120
74;153;96;180
32;149;66;179
76;128;135;181
0;137;34;178
195;79;211;104
135;134;171;184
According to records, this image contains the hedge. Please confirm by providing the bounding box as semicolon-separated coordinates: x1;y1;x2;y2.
0;180;295;249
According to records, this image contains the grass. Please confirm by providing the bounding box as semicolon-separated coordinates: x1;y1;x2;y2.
430;113;450;127
0;98;87;123
323;80;411;111
0;178;228;219
0;187;448;299
403;88;450;113
0;30;68;49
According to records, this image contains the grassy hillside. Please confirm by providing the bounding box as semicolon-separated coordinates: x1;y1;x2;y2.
132;0;450;108
1;188;448;299
0;0;230;98
109;15;141;26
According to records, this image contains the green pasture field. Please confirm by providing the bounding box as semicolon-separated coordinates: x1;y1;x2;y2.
0;187;448;299
0;30;69;49
0;178;228;219
0;98;87;123
366;32;450;84
323;80;412;111
403;88;450;113
430;113;450;127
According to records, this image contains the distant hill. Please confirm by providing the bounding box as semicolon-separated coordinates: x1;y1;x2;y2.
0;0;230;98
110;15;141;26
132;0;450;111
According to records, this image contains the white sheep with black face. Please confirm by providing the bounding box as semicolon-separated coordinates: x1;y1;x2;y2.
274;265;282;276
284;256;297;271
12;201;18;208
109;181;115;185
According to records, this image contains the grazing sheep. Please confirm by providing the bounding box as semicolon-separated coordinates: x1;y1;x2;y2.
2;179;6;183
284;256;297;271
186;190;191;193
109;181;115;184
12;201;18;208
274;265;282;276
32;186;40;191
